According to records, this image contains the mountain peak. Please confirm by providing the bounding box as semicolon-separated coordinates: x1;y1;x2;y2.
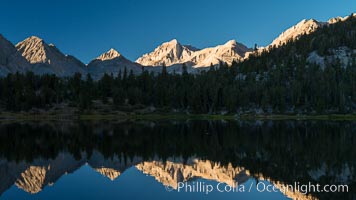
297;18;319;25
88;48;141;80
270;18;324;47
167;39;178;44
328;13;356;24
224;40;237;46
20;36;46;45
136;38;251;67
16;36;49;64
136;39;192;66
0;34;31;73
95;168;121;181
96;48;122;61
21;36;45;46
15;35;85;76
27;35;43;41
108;48;119;54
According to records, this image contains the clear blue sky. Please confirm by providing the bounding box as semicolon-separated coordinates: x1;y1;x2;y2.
1;0;355;63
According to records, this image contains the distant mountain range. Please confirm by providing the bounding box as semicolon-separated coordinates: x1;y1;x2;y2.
0;13;354;79
136;39;250;67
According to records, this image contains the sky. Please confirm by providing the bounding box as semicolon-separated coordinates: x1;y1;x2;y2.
1;0;355;63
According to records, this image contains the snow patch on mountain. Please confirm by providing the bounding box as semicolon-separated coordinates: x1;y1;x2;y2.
307;47;356;69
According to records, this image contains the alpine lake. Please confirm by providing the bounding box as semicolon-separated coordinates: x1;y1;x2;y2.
0;119;354;200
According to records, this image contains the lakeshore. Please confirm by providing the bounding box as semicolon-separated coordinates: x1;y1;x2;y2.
1;111;356;122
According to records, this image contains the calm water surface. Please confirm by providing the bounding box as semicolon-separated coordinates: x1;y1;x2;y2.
0;120;354;200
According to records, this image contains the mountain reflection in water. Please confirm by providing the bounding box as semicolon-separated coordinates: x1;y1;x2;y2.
0;120;354;200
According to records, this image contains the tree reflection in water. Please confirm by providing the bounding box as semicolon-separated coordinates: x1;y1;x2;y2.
0;120;354;200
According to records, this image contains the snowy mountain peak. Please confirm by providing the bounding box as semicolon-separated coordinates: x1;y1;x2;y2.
18;36;40;44
16;36;49;64
328;13;356;24
185;40;251;68
136;39;196;66
267;13;355;50
224;39;237;46
161;39;180;48
270;18;325;47
15;36;85;76
167;39;178;44
136;38;251;68
96;48;122;61
88;48;142;80
26;36;44;43
298;18;318;24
